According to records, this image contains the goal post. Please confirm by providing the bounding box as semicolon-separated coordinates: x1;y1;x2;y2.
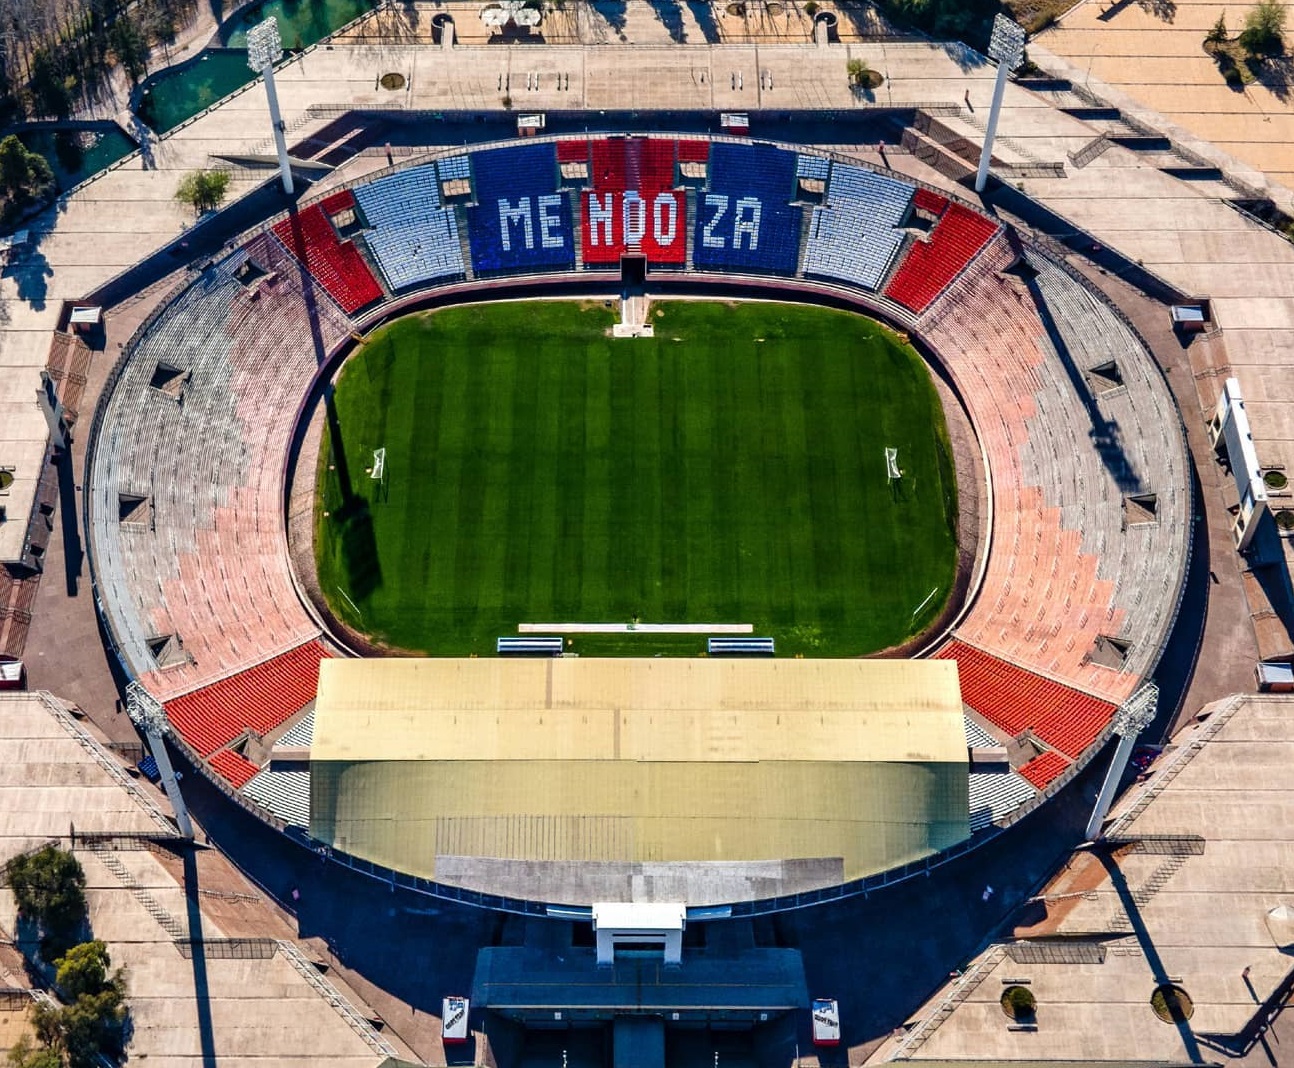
885;447;901;482
371;447;386;482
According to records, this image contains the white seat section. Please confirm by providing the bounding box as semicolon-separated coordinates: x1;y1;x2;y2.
276;709;315;748
354;164;465;290
964;716;1000;750
803;163;913;291
242;769;310;828
968;771;1037;832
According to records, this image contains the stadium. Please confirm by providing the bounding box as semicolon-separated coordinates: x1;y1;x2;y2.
80;131;1190;916
10;1;1294;1064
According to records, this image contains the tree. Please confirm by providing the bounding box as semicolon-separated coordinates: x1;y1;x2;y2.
57;989;126;1068
56;941;123;1002
28;49;70;119
1240;0;1286;53
109;15;149;82
1207;11;1229;42
5;1035;61;1068
174;168;231;215
0;135;53;203
31;973;126;1068
5;846;86;959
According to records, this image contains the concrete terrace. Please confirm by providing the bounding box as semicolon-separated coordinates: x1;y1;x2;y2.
865;693;1294;1065
1033;0;1294;196
0;692;406;1068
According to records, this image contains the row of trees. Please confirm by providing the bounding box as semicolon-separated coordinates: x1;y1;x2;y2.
4;847;129;1068
0;0;202;123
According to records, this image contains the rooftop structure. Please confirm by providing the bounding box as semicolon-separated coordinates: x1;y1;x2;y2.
309;657;970;904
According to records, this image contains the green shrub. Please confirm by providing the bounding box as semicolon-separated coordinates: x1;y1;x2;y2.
1239;0;1285;54
1001;984;1036;1019
174;169;230;216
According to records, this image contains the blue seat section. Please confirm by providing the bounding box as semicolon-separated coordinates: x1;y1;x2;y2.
466;143;575;274
438;154;471;181
693;142;802;275
803;163;914;291
796;153;830;180
354;165;465;290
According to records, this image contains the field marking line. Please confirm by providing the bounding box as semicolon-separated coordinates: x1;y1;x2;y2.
518;623;754;634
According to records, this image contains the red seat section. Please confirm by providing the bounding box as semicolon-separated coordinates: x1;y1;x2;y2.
1019;750;1071;789
913;187;948;214
677;140;710;163
210;749;260;789
937;640;1116;759
556;140;589;164
272;197;384;315
165;641;332;757
582;138;686;266
884;203;999;313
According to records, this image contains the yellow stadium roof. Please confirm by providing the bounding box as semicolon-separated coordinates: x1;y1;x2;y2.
311;656;967;764
309;657;969;902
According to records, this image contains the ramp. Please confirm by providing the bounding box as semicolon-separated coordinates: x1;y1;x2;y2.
614;1017;664;1068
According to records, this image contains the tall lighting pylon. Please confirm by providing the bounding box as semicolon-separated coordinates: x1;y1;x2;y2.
247;16;294;195
126;682;195;840
1085;683;1159;842
975;14;1027;194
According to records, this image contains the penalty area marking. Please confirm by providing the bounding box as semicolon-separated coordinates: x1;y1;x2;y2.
519;622;753;634
910;586;940;620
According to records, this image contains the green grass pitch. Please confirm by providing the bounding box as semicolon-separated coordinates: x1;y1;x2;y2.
315;300;958;657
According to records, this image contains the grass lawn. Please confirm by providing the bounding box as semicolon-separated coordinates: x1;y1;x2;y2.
315;299;958;656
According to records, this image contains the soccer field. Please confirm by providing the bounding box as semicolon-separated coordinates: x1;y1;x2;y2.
315;300;958;657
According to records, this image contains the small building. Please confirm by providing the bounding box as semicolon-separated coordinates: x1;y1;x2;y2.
1257;661;1294;692
1170;301;1211;333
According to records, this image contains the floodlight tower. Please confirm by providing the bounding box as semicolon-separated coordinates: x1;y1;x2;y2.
247;16;294;195
974;14;1027;194
126;681;195;839
1084;683;1158;841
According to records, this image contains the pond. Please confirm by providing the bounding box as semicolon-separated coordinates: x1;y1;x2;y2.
139;0;374;134
17;126;137;192
223;0;374;49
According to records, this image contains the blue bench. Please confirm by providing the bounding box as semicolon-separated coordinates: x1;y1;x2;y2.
498;636;564;656
707;637;775;656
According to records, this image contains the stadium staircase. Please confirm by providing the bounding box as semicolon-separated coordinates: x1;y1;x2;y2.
570;190;584;269
275;940;398;1057
684;189;697;270
1021;75;1242;199
794;209;815;279
889;945;1010;1057
454;205;476;281
90;845;188;941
